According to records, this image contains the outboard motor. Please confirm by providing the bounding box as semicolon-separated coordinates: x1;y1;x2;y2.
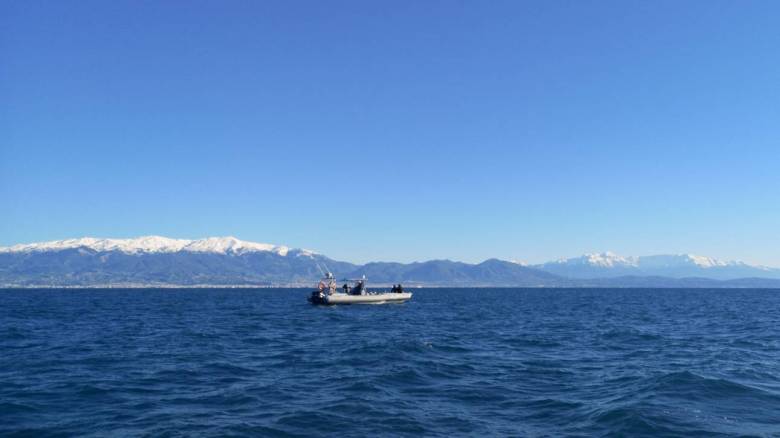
309;290;325;305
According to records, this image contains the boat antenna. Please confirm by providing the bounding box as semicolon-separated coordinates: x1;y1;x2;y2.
314;261;326;277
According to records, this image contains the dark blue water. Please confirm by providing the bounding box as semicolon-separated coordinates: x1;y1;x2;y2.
2;288;780;437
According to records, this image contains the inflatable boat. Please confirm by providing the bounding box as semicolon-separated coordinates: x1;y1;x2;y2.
308;273;412;305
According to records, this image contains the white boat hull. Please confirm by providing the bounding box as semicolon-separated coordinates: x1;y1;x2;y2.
317;292;412;305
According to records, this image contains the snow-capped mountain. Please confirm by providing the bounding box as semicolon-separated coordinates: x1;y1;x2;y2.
0;236;311;257
537;252;640;278
536;252;780;280
548;252;639;268
0;236;560;287
0;236;343;287
637;254;739;269
1;237;779;287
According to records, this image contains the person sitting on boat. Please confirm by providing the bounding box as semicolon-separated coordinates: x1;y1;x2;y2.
397;284;404;293
342;283;350;294
354;280;365;295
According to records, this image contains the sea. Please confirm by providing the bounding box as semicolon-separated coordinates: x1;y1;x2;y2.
1;288;780;437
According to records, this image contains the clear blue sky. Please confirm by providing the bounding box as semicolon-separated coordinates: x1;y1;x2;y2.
2;1;779;265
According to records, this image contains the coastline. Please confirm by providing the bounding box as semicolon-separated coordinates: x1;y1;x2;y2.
3;284;779;290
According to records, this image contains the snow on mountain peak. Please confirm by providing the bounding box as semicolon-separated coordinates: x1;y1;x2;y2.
0;236;306;256
552;252;638;268
545;252;753;270
685;254;726;268
637;254;737;269
181;236;287;255
0;236;189;254
585;252;638;267
509;259;529;266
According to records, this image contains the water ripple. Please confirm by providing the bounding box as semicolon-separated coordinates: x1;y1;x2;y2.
2;288;780;436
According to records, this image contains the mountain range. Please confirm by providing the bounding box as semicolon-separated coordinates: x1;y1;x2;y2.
1;236;779;288
535;252;780;280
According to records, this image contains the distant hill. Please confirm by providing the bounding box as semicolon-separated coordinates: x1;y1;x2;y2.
1;237;779;288
348;259;566;287
535;252;780;281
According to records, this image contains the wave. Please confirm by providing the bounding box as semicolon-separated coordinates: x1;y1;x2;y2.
3;288;780;436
